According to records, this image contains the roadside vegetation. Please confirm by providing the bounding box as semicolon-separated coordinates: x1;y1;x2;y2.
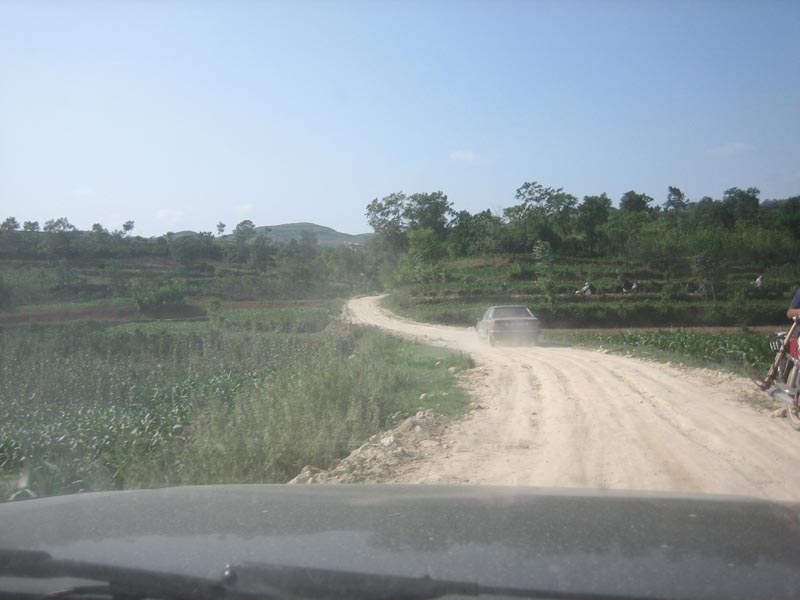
0;305;472;500
542;329;776;378
364;183;799;329
0;218;477;501
2;178;797;498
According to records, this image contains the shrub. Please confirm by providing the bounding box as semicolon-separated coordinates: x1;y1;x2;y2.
206;297;223;323
659;282;685;304
132;280;186;314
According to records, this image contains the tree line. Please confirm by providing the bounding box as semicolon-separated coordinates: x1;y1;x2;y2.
365;183;800;284
0;217;377;307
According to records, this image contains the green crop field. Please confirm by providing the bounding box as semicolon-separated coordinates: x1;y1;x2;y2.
542;329;777;377
0;304;472;501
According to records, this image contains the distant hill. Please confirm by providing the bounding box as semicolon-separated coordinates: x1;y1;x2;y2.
254;223;372;247
161;223;372;246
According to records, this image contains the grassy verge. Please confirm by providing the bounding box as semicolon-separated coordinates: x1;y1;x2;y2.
0;305;473;501
386;291;788;328
386;291;778;380
542;329;776;378
383;293;485;326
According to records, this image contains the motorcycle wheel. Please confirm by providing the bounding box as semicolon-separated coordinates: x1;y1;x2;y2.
777;357;790;383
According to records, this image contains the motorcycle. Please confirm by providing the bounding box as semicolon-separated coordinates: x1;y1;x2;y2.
757;317;800;430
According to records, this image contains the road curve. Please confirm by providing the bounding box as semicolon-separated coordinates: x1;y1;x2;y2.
346;295;800;501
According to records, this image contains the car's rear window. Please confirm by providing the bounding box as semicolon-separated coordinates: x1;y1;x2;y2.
493;307;532;318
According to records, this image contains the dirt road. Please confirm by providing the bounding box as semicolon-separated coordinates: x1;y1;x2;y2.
346;296;800;501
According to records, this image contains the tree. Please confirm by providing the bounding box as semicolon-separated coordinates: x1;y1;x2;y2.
216;221;226;236
234;220;256;241
664;186;687;213
501;199;535;251
43;218;76;233
576;194;612;254
514;181;552;214
407;228;447;264
531;241;557;310
122;220;135;236
513;182;576;228
90;223;112;256
325;245;371;289
40;218;77;259
224;220;258;263
275;232;323;293
690;196;728;229
687;228;728;301
547;189;578;239
723;186;760;222
248;236;275;273
366;192;411;285
1;217;20;231
630;220;688;279
403;191;453;233
602;210;650;256
22;221;39;232
169;232;216;269
91;223;109;236
619;190;654;213
775;195;800;237
366;192;408;253
506;181;577;250
298;230;320;258
448;209;502;256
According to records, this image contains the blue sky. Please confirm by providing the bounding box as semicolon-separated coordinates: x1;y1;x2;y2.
1;0;798;237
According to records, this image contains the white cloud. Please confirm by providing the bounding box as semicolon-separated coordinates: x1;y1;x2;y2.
235;203;254;216
449;149;479;163
707;142;749;158
156;209;183;224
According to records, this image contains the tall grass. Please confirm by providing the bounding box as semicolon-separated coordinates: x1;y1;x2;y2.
544;329;776;376
1;309;472;500
212;303;341;332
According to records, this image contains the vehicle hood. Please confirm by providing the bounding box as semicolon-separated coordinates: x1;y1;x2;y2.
1;484;799;599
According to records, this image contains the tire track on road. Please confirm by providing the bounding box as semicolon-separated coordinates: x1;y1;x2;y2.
347;296;800;500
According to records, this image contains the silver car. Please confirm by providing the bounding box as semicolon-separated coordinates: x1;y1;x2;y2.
476;305;541;346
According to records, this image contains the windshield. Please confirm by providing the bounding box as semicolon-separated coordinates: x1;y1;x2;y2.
1;0;800;582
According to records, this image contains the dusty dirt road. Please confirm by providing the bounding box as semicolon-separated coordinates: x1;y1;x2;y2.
346;295;800;501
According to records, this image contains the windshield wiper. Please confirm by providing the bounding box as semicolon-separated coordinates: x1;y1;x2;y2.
0;549;667;600
0;549;224;600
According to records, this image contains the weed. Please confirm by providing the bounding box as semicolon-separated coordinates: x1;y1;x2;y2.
1;310;471;500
